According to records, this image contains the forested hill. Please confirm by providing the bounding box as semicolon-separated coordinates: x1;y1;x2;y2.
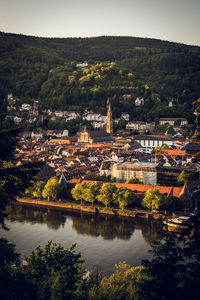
1;31;200;121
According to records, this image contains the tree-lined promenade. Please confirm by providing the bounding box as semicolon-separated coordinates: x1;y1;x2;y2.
22;176;186;217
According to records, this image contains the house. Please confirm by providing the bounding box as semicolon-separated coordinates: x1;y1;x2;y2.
31;131;43;139
121;113;130;121
159;118;188;126
54;111;66;117
21;103;32;111
65;111;79;121
76;62;88;67
122;94;132;100
92;120;106;129
135;97;144;106
62;130;69;137
99;160;111;176
168;98;178;107
14;116;22;124
126;121;155;131
83;112;102;121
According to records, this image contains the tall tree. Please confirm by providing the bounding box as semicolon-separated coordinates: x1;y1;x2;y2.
71;182;88;205
84;182;100;206
42;177;60;201
0;126;44;228
97;183;117;209
177;170;190;186
113;187;134;209
0;238;36;300
142;188;164;211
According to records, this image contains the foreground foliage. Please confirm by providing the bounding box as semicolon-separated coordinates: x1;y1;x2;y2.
25;241;84;300
0;213;200;299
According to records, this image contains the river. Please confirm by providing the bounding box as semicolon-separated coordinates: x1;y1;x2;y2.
0;204;163;275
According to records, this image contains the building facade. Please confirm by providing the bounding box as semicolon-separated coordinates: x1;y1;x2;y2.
134;135;173;149
159;118;188;126
111;162;158;185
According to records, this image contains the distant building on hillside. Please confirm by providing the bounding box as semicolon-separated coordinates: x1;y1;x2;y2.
126;121;155;131
76;62;88;67
159;118;188;126
135;97;144;106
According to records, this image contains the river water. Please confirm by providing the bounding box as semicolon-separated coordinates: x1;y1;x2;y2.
0;204;163;275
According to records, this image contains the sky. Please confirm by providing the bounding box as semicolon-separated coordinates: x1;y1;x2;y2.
0;0;200;46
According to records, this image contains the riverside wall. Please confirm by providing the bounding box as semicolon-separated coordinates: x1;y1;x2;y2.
16;198;166;220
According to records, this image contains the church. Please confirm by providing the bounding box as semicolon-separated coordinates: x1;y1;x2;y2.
77;99;113;144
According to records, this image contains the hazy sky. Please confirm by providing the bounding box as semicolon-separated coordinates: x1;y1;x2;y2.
0;0;200;46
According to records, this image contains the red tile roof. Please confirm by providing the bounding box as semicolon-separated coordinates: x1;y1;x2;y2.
158;149;186;156
68;180;183;198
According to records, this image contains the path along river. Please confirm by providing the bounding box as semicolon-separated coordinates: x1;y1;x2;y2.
0;204;163;275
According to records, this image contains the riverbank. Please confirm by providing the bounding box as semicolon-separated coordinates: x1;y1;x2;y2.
16;197;166;221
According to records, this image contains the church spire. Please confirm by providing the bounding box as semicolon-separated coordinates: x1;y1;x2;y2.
106;98;113;136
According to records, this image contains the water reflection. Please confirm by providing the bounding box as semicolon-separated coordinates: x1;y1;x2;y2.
6;205;66;230
72;214;135;240
5;205;162;243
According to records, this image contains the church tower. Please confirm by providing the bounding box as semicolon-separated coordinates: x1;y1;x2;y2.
106;98;113;136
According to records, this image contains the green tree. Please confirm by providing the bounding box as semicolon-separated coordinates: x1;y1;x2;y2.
97;263;149;300
141;213;200;300
125;177;142;184
84;182;100;206
97;183;117;209
24;241;84;300
177;170;190;186
153;144;167;153
117;117;127;129
71;182;88;205
0;238;36;300
0;127;44;228
32;181;46;199
162;196;182;211
142;188;164;210
42;177;60;201
114;187;134;209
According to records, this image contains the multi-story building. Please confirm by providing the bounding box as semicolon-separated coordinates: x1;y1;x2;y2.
134;134;173;149
111;162;158;185
159;118;188;126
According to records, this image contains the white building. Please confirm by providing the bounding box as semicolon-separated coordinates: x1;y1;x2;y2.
14;116;22;124
83;112;102;122
65;111;79;121
111;162;158;185
121;113;130;121
159;118;188;126
92;121;106;129
76;62;88;67
135;97;144;106
135;134;173;149
126;121;155;131
21;103;32;111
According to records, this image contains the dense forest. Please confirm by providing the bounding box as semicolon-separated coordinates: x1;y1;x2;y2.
1;32;200;121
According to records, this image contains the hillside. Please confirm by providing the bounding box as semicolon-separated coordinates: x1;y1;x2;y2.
1;32;200;121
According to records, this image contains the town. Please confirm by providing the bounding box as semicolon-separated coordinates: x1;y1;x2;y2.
6;92;200;212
